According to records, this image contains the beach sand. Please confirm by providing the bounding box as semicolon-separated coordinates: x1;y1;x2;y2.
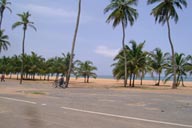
0;75;192;96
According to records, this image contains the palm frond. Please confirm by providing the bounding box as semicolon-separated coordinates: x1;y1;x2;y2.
12;22;23;30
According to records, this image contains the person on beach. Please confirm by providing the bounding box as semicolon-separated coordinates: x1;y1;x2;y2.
56;75;65;88
1;74;5;82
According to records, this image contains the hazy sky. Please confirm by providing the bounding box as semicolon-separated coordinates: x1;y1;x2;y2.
2;0;192;76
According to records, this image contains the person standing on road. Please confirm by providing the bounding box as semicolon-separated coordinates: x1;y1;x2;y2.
1;74;5;82
58;75;65;88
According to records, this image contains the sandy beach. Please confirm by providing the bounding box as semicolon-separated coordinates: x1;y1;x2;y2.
0;75;192;96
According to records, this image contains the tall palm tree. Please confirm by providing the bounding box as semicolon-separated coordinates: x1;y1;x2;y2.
66;0;81;88
147;0;187;89
149;48;169;86
12;11;36;84
0;0;11;29
104;0;138;87
0;29;10;52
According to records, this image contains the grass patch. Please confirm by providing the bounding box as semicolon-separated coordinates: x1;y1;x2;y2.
31;91;46;95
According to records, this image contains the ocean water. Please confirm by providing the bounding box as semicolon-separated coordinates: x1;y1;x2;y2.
97;75;192;82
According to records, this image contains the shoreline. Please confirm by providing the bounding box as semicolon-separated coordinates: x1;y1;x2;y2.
96;75;192;82
3;74;192;87
3;74;192;89
0;77;192;96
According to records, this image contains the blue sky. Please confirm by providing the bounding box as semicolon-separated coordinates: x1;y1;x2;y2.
2;0;192;76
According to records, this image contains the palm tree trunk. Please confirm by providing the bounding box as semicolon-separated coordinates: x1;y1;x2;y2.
66;0;81;88
122;22;127;87
47;75;50;81
132;74;135;87
129;73;132;87
0;11;3;30
140;73;143;85
181;77;185;87
9;73;12;79
84;76;86;83
166;18;177;89
87;75;89;83
20;28;26;84
156;72;161;86
176;74;180;86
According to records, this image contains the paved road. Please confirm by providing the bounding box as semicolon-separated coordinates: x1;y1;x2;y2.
0;88;192;128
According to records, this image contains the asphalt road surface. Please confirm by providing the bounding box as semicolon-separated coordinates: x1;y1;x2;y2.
0;88;192;128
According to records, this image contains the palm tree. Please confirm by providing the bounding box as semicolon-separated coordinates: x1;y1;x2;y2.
26;52;45;80
62;53;70;78
0;55;9;74
12;11;36;84
10;55;21;79
147;0;187;89
66;0;81;88
75;60;97;83
164;53;188;87
0;29;10;52
112;40;146;87
0;0;11;29
186;55;192;77
45;58;56;80
127;40;146;87
112;48;128;81
104;0;138;87
149;48;169;86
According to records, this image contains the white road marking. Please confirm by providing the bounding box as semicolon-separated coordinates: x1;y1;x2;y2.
41;103;47;106
61;106;192;128
0;96;37;104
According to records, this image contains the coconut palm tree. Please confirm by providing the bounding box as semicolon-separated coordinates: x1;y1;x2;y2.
62;53;70;78
112;47;128;81
26;52;45;80
45;58;56;80
0;55;9;74
186;55;192;77
75;60;97;83
147;0;187;89
112;40;146;87
149;48;169;86
104;0;138;87
0;29;10;52
12;11;36;84
0;0;11;29
127;40;146;87
10;55;21;79
164;53;188;87
66;0;81;88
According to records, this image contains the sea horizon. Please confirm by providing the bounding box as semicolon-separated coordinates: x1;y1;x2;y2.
97;75;192;82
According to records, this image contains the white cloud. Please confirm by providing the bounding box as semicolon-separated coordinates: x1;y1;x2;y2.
16;3;94;24
95;46;120;58
23;4;76;19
